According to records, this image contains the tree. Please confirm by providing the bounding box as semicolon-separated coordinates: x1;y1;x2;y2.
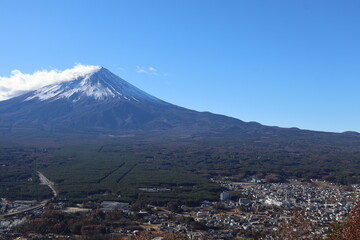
326;202;360;240
262;210;321;240
166;201;181;213
131;231;186;240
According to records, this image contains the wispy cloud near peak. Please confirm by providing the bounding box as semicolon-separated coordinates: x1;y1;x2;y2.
136;66;167;77
0;64;101;101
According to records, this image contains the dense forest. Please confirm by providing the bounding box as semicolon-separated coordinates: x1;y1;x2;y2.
1;131;360;202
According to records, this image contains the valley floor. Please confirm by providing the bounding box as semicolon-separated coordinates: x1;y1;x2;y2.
1;178;359;240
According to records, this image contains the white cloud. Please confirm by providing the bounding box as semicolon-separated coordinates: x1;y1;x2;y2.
0;64;101;101
136;66;148;73
136;66;167;77
148;67;157;72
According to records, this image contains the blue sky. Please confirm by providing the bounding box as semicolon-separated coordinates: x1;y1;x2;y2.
0;0;359;132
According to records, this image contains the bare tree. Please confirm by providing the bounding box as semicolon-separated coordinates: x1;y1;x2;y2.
261;210;321;240
326;202;360;240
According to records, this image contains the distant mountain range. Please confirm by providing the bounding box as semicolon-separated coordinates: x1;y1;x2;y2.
0;67;358;139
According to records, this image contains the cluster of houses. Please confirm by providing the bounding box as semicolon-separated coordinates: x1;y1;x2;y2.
212;179;360;237
1;179;360;239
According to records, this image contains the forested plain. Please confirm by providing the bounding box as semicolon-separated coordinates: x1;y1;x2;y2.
1;130;360;203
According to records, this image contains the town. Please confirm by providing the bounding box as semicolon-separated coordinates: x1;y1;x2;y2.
1;177;359;239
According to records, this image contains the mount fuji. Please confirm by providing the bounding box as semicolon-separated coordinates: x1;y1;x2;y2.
2;66;360;187
0;67;255;134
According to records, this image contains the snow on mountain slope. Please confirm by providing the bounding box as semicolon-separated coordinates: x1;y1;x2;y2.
0;66;247;132
24;67;163;104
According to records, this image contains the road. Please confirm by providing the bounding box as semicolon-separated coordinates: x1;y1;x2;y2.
0;172;57;219
0;200;47;219
37;171;58;197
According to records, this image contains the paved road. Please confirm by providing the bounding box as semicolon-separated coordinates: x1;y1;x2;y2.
0;201;47;218
0;172;56;219
37;171;58;197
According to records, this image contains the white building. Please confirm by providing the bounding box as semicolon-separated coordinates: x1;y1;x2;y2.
220;191;230;201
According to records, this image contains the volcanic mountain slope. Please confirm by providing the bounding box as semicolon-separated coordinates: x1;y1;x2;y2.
0;66;359;145
2;66;360;191
0;67;254;133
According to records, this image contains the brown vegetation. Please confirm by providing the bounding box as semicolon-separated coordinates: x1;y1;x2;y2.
262;210;322;240
326;202;360;240
130;231;186;240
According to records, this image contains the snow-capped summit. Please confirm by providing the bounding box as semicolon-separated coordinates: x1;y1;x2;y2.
24;67;160;103
0;66;245;132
